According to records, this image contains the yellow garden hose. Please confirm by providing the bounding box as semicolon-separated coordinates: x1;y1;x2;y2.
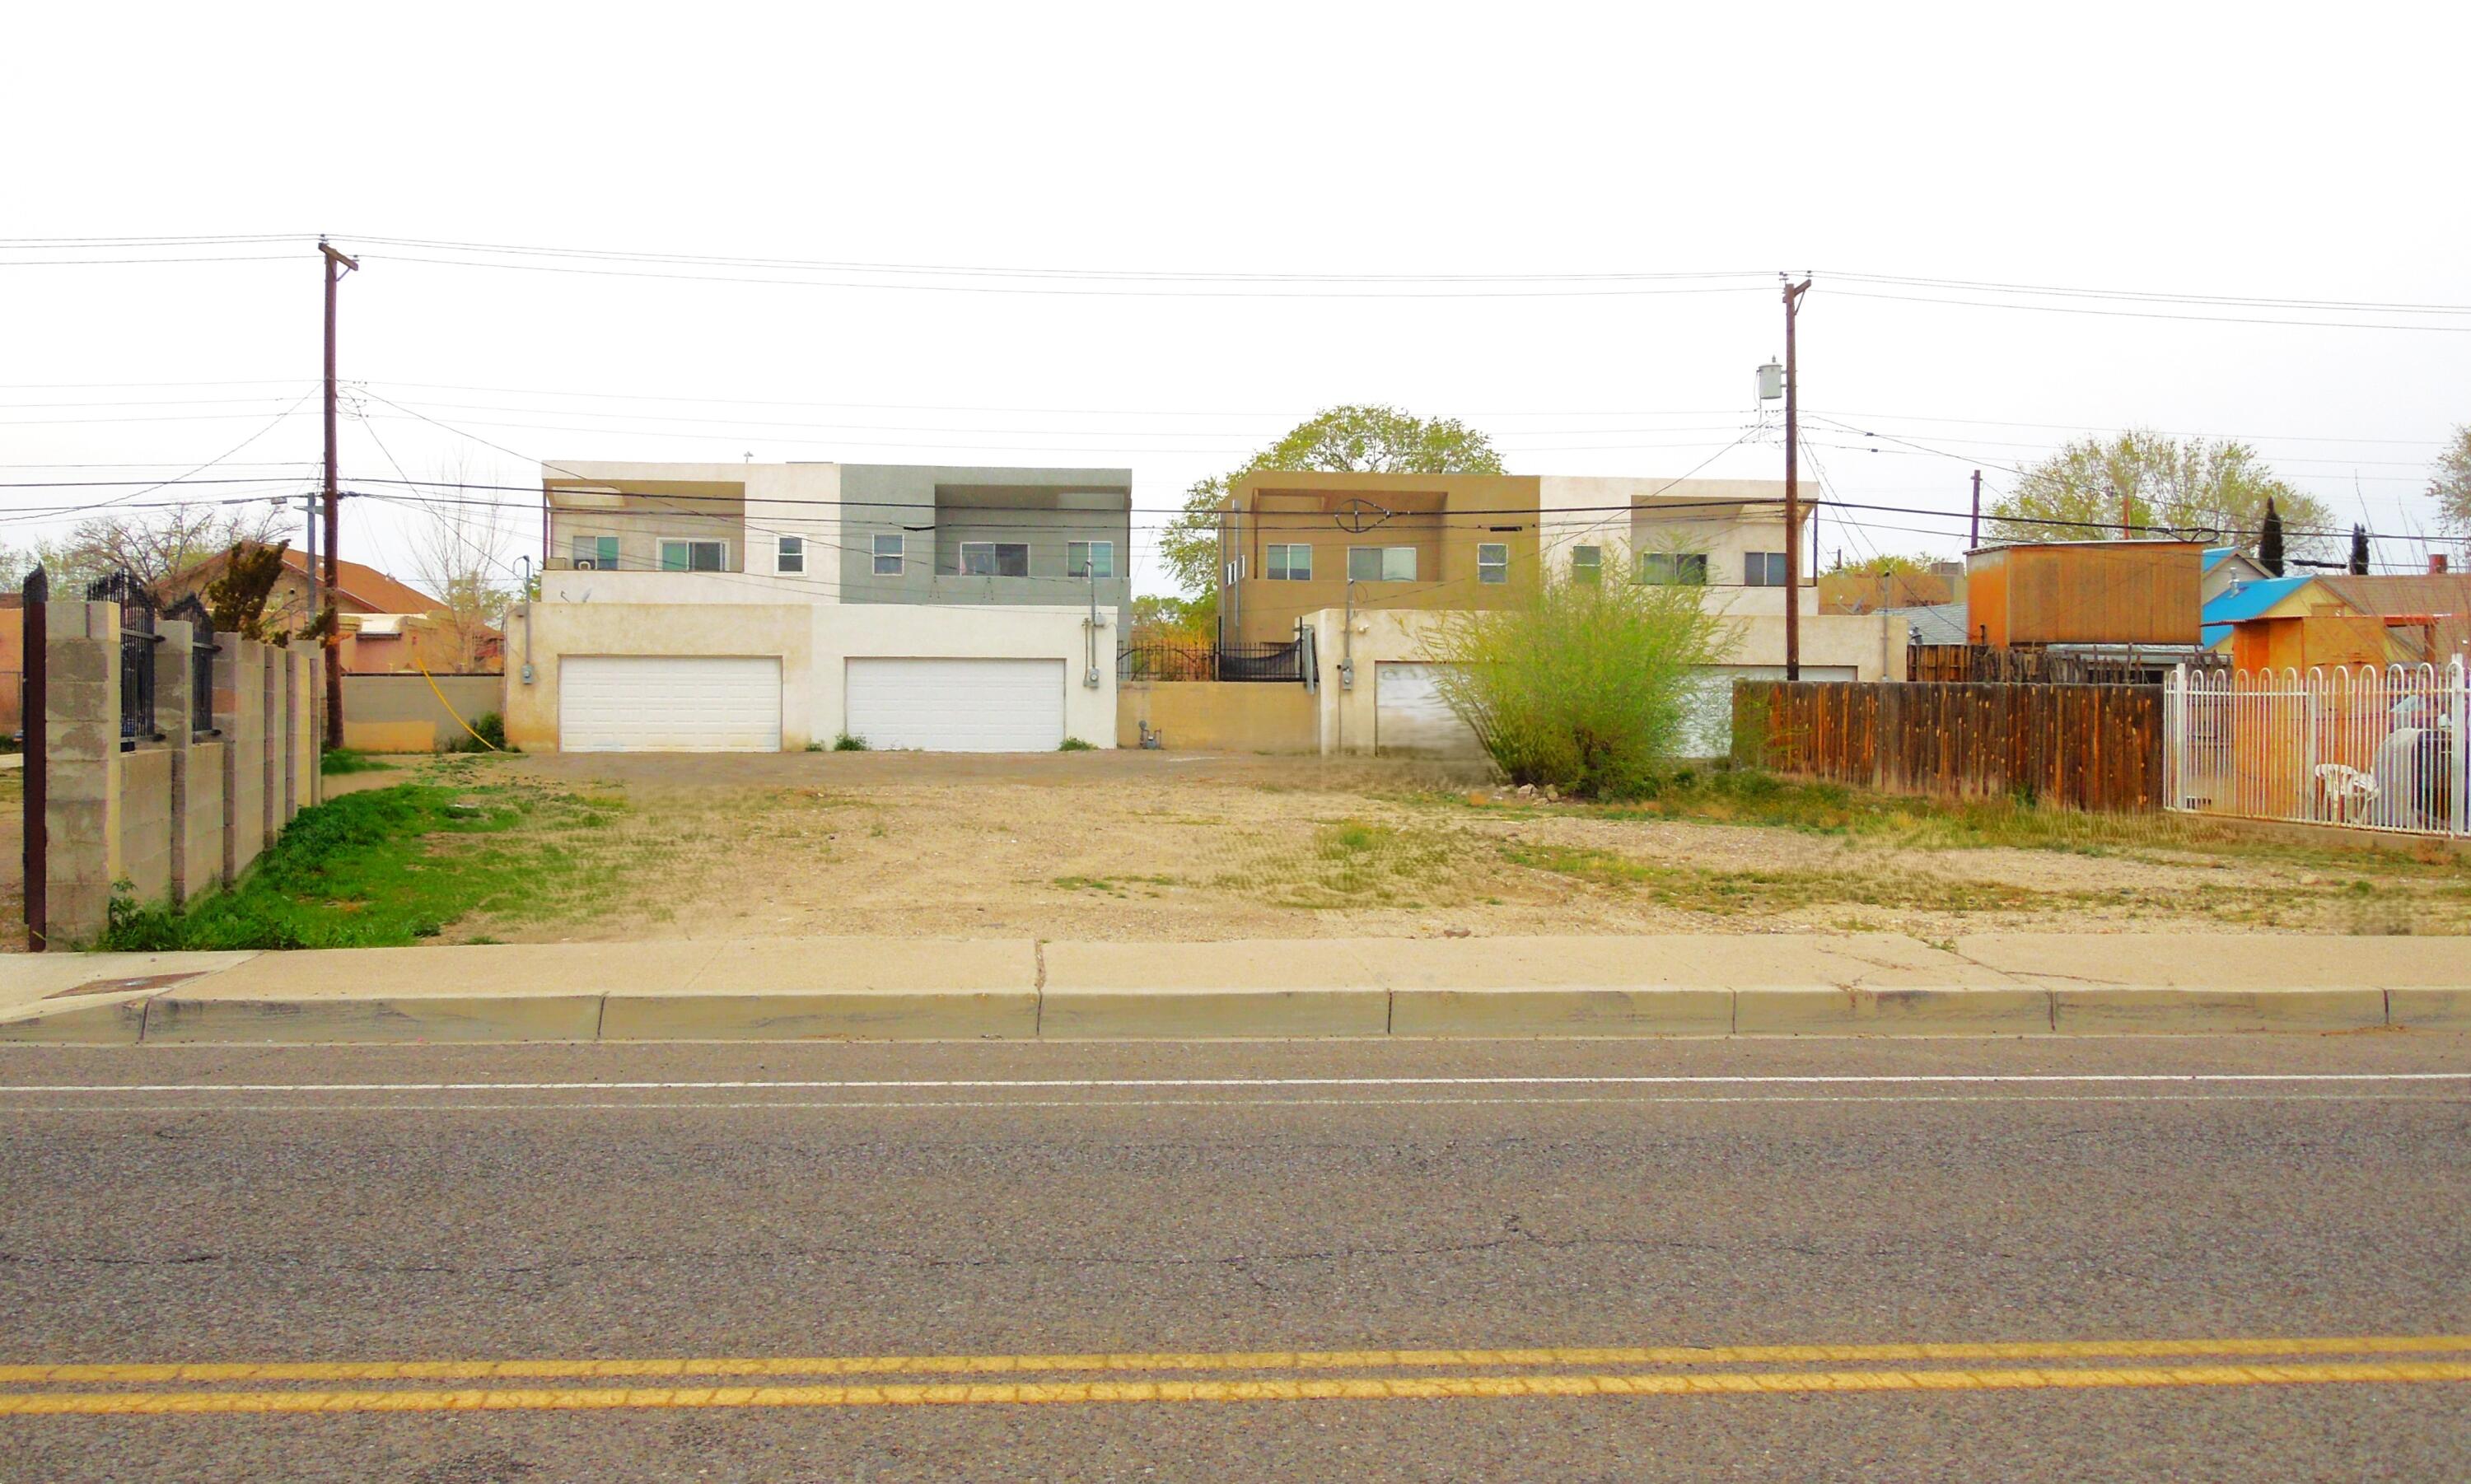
416;660;501;751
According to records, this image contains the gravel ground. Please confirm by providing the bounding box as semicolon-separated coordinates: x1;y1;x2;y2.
373;750;2471;944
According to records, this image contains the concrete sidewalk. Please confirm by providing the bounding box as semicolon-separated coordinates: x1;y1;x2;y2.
0;933;2464;1045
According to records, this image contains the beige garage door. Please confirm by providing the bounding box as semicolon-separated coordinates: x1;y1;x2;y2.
843;657;1067;751
558;656;782;752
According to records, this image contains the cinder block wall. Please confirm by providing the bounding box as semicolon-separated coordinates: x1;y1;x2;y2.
36;604;321;945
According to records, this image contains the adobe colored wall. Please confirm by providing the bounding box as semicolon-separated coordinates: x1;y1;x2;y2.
1115;681;1317;752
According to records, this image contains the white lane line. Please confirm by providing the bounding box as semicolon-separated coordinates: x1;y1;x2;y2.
0;1073;2464;1094
8;1094;2466;1113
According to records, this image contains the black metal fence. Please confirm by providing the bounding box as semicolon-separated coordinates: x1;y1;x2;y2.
86;571;158;748
166;595;217;735
1117;640;1307;684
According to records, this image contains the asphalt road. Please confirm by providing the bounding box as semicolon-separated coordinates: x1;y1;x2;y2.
2;1034;2467;1482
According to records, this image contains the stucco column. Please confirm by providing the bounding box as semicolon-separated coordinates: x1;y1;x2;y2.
43;601;120;945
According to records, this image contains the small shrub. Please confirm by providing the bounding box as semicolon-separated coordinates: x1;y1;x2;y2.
448;712;508;754
831;733;869;752
1058;736;1096;752
320;748;387;776
1424;546;1737;800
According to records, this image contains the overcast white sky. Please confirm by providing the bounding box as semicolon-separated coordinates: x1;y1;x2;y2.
7;2;2466;595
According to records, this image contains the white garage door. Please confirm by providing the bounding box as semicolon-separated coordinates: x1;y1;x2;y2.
844;658;1067;752
1375;662;1483;758
559;656;782;752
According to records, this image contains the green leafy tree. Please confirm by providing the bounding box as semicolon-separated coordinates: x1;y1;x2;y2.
1423;544;1737;799
202;540;295;645
1156;404;1505;596
2258;498;2284;576
2432;424;2471;539
1988;430;2330;558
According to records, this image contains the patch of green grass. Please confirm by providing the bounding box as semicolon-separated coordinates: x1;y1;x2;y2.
96;781;620;950
319;748;389;776
1497;841;2061;917
1058;736;1097;752
1212;818;1460;909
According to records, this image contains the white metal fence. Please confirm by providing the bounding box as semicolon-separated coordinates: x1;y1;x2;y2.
2164;660;2468;836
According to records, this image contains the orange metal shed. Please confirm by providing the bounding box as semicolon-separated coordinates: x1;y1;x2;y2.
1965;540;2203;647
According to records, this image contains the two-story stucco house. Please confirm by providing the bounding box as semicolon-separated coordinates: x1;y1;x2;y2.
507;460;1130;753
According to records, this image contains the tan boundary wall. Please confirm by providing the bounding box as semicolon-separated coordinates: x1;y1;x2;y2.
1115;681;1316;752
39;603;313;946
342;673;502;753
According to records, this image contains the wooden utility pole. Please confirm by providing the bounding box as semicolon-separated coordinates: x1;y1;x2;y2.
319;237;357;750
1969;469;1983;550
1782;276;1811;680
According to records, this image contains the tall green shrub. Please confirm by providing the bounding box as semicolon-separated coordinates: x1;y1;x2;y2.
1424;548;1736;798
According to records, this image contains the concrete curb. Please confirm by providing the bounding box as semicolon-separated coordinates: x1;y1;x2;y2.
1;935;2464;1045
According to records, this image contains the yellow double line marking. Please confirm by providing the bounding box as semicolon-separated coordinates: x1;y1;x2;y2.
4;1337;2466;1416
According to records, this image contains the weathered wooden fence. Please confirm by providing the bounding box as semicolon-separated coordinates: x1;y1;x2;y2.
1733;680;2165;812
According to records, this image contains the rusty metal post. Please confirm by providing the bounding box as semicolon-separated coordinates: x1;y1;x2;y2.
21;567;44;950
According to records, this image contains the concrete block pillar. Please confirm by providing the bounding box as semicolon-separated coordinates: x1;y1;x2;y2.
156;618;198;901
217;634;267;884
43;601;121;945
260;646;279;847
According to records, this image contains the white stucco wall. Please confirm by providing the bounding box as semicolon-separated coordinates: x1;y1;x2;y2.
507;595;1116;751
1301;604;1902;757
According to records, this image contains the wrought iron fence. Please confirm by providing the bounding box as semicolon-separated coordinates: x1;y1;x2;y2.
86;570;158;747
166;595;217;735
2164;660;2468;836
1117;640;1306;684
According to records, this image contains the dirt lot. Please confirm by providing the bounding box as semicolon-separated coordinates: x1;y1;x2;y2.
295;749;2471;945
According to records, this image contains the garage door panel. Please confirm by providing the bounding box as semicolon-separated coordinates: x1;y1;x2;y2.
845;658;1066;752
560;656;782;752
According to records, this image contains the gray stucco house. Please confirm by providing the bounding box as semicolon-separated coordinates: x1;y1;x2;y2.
836;464;1133;609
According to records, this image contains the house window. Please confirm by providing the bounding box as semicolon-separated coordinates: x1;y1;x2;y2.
873;534;904;576
1571;545;1602;583
1478;543;1509;585
1745;551;1790;587
571;534;618;571
1265;543;1313;581
659;539;726;572
961;541;1030;577
1637;552;1708;586
1348;546;1418;582
1067;539;1114;579
776;535;805;575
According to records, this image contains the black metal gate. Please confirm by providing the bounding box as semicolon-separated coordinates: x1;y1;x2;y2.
86;570;159;749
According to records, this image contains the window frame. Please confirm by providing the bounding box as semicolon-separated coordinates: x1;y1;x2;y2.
571;534;619;571
657;538;728;573
1637;551;1709;586
1477;542;1509;585
1067;539;1115;580
960;540;1031;578
1265;542;1313;581
1348;545;1418;582
1570;545;1602;583
872;533;905;576
775;534;805;575
1744;551;1789;587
